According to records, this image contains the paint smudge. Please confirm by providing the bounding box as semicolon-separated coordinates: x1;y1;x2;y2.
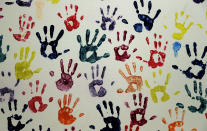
172;42;207;80
125;93;156;131
108;30;136;62
122;0;161;32
118;63;143;93
172;11;194;40
35;0;45;20
136;33;168;68
22;80;53;113
14;47;42;80
9;14;35;42
36;25;69;59
57;4;84;31
58;94;84;125
145;70;179;103
96;5;122;31
50;59;81;92
0;99;33;131
0;35;10;63
0;8;4;19
90;100;121;131
77;29;110;63
84;64;113;97
173;42;181;57
177;81;207;116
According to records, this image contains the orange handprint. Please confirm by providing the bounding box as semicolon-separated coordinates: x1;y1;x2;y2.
58;94;84;125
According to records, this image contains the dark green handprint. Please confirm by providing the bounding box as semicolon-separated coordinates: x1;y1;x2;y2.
0;35;9;63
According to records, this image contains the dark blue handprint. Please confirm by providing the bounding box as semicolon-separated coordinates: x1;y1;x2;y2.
172;42;207;80
32;125;50;131
77;29;110;63
96;5;122;31
1;99;33;131
36;25;69;60
193;0;205;4
0;35;9;63
176;81;207;116
122;0;161;33
5;0;33;7
90;100;121;131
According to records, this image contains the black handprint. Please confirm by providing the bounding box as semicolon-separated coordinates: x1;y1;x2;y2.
176;81;207;115
122;0;161;33
1;99;33;131
77;29;110;63
36;25;69;60
172;42;207;80
90;100;121;131
32;125;50;131
5;0;33;7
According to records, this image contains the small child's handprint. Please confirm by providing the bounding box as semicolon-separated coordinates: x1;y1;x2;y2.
172;11;194;40
36;25;69;59
0;8;4;19
50;59;81;92
22;80;53;113
32;125;51;131
176;81;207;116
14;46;42;80
46;0;59;4
65;126;81;131
193;0;205;3
125;93;156;131
0;99;33;131
122;0;161;32
9;14;35;42
172;42;207;80
58;94;84;125
118;63;143;93
5;0;33;7
35;0;45;20
162;107;197;131
57;4;84;31
0;35;10;63
90;100;121;131
84;64;114;97
96;5;122;31
77;29;110;63
136;33;168;68
108;30;136;62
145;70;180;103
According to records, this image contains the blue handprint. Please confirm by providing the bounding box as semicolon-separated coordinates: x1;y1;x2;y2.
5;0;33;7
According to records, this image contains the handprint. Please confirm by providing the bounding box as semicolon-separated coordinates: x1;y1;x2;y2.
57;4;84;31
172;42;181;58
50;59;81;92
176;81;207;116
118;63;143;93
193;0;205;3
96;5;122;31
0;99;33;131
22;80;53;113
77;29;110;63
35;0;45;20
172;11;194;40
145;70;180;103
162;107;197;131
172;42;207;80
14;46;42;80
84;64;114;97
0;8;4;19
36;25;69;59
125;93;156;131
90;100;121;131
65;127;81;131
108;30;136;62
5;0;33;7
122;0;161;33
46;0;59;4
9;14;35;42
58;94;84;125
32;125;51;131
0;35;10;63
136;33;168;68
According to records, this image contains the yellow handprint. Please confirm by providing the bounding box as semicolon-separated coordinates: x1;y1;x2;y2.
14;47;42;80
172;11;194;40
46;0;60;4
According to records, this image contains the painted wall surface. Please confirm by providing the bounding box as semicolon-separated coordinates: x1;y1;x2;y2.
0;0;207;130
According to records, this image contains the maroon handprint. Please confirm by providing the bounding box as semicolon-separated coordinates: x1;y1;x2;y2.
9;14;35;42
57;4;84;31
136;33;168;68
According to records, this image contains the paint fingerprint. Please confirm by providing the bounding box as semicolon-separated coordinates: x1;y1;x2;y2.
173;42;181;57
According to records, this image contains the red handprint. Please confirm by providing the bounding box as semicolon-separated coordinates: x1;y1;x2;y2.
57;4;84;31
136;33;168;68
9;14;35;42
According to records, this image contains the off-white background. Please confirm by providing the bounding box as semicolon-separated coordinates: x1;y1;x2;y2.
0;0;207;130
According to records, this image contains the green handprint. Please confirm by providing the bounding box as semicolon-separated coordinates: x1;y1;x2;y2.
0;35;9;63
14;46;42;80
